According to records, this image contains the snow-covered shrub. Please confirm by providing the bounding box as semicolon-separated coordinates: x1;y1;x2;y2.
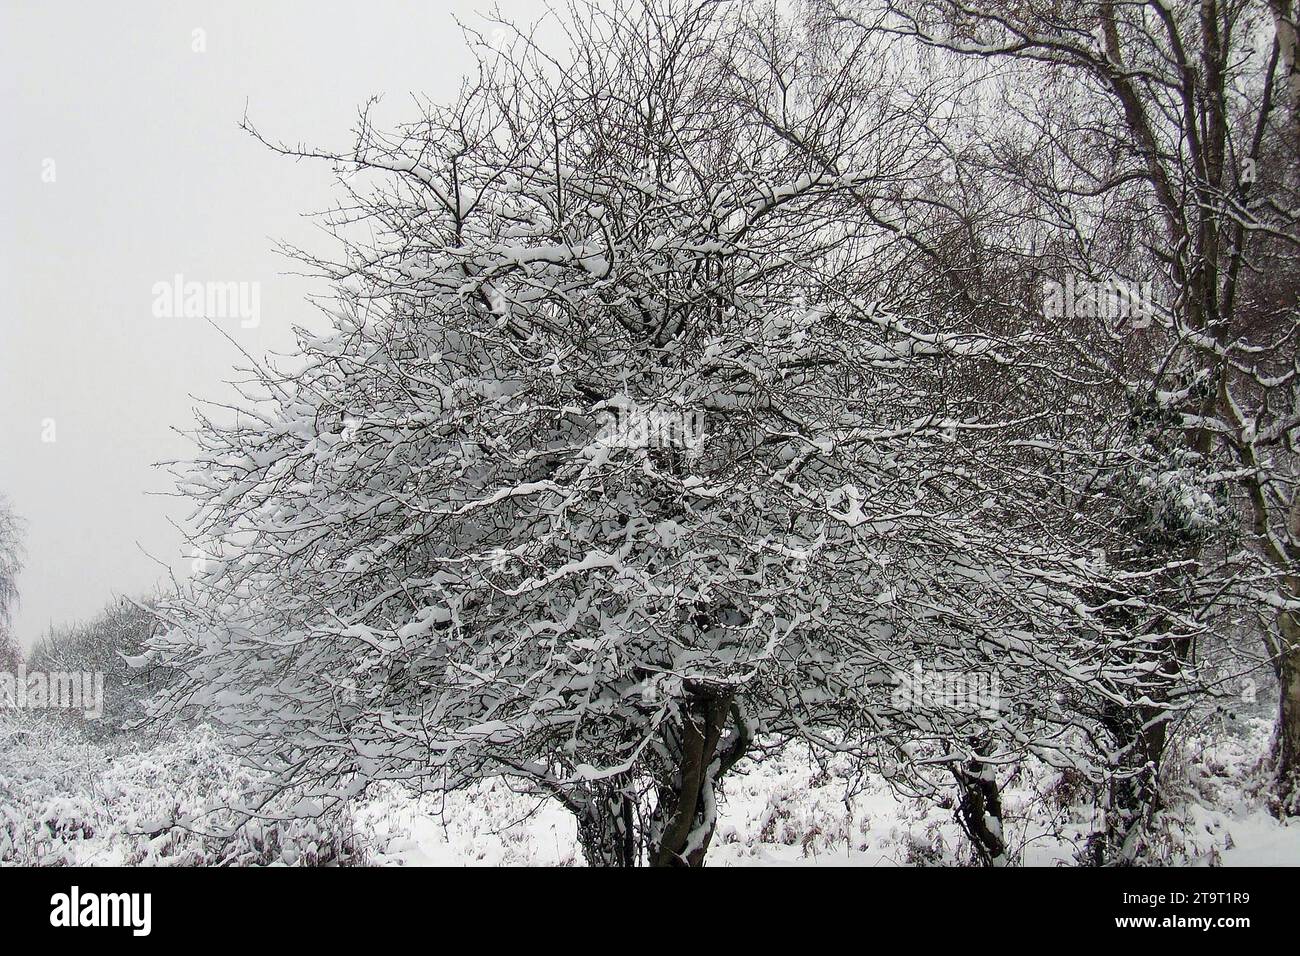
0;714;366;866
23;597;180;743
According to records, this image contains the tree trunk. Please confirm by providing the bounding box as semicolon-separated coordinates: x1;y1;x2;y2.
951;753;1007;866
1092;704;1169;866
576;779;638;867
1268;0;1300;152
649;695;750;867
1275;606;1300;815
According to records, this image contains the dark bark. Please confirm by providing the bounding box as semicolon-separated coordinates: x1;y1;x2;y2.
649;695;751;867
570;696;754;867
576;778;638;867
1275;605;1300;815
1091;705;1169;866
951;753;1007;866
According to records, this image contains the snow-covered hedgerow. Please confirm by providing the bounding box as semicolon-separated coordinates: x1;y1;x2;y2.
0;715;365;866
4;712;1294;866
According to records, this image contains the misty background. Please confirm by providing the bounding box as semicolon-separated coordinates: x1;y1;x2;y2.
0;0;548;650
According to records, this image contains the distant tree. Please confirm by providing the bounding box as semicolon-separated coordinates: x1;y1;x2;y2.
0;498;24;673
29;597;173;739
0;637;20;677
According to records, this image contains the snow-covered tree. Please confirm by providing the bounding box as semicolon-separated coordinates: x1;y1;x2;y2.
152;0;1164;865
823;0;1300;851
0;498;23;667
30;597;173;739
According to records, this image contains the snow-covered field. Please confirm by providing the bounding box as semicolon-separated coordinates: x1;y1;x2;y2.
3;715;1296;866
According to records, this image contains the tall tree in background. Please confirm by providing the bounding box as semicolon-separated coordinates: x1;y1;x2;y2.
0;498;24;673
825;0;1300;840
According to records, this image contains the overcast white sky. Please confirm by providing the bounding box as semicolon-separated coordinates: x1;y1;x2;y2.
0;0;552;649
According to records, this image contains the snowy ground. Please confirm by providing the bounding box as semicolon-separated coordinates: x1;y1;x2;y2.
2;715;1297;866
